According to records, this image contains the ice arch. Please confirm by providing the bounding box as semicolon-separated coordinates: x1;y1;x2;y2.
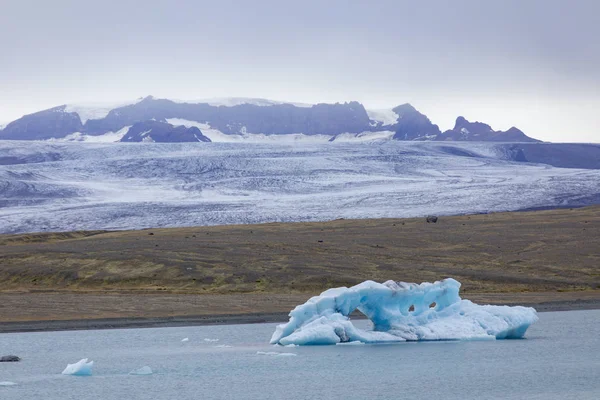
270;278;538;345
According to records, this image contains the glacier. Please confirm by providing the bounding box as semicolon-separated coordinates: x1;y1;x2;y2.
1;141;600;234
64;99;144;124
270;278;538;345
61;358;94;376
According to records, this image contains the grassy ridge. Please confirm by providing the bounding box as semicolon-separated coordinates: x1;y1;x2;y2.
1;206;599;294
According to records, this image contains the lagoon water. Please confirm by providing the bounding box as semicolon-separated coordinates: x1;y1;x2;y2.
1;310;598;399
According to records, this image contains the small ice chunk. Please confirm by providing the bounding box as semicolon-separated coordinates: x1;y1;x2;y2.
204;338;219;342
129;366;153;376
181;338;189;342
256;351;297;357
257;351;278;355
62;358;94;376
336;341;365;346
284;344;298;347
0;381;17;386
214;345;233;348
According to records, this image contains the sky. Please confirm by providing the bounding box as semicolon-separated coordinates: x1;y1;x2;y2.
1;0;598;142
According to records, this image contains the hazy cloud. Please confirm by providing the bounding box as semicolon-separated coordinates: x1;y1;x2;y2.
1;0;598;142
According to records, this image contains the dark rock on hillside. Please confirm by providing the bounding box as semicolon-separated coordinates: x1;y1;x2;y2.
499;127;536;142
0;96;541;143
85;96;186;133
391;104;441;140
2;96;372;140
0;106;83;140
426;215;438;223
438;116;539;142
120;121;211;143
86;96;372;137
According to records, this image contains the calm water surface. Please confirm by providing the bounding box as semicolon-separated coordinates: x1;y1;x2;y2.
1;310;598;399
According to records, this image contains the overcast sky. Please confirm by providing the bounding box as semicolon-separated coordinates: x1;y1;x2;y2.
1;0;598;142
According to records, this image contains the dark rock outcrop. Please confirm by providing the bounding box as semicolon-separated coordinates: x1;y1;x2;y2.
426;215;438;223
437;116;539;142
86;97;372;137
0;97;540;143
391;104;441;140
0;355;21;362
0;106;83;140
120;121;211;143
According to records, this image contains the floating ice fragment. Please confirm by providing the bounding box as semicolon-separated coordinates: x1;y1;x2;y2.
336;341;365;346
214;345;233;348
257;351;297;357
204;338;219;342
62;358;94;376
129;366;153;375
181;338;189;342
271;278;538;346
0;381;17;386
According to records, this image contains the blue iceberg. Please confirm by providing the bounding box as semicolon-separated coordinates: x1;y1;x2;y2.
62;358;94;376
270;278;538;346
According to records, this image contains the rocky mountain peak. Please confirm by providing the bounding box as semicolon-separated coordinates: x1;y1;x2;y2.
391;104;441;140
439;117;539;142
0;96;540;143
392;103;418;116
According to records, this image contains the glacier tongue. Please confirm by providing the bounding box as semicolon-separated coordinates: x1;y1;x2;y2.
270;278;538;345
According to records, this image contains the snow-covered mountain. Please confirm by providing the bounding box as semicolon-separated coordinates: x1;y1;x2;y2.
439;116;532;142
120;121;211;143
0;96;540;143
0;140;598;234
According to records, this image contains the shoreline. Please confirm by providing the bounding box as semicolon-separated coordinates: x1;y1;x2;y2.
1;206;598;334
2;298;598;334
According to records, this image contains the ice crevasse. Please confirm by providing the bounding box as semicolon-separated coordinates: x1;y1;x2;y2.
270;278;538;346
